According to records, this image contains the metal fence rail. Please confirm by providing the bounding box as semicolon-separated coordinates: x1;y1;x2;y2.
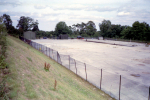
19;36;149;100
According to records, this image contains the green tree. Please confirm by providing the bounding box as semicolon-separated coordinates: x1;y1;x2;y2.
131;21;150;40
16;16;39;32
2;14;12;32
55;21;70;36
86;21;97;36
0;16;7;34
131;21;141;40
143;22;150;41
79;22;86;35
99;19;111;37
93;31;100;37
32;25;39;31
108;24;125;38
120;26;132;39
72;24;77;35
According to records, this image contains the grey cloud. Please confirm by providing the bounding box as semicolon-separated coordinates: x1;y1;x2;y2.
34;5;47;9
0;10;61;22
117;9;150;19
117;0;150;13
116;0;150;20
42;13;61;16
0;11;30;17
0;0;22;7
52;5;117;12
85;7;117;12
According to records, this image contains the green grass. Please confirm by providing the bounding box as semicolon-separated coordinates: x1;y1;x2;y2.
5;35;115;100
26;57;32;62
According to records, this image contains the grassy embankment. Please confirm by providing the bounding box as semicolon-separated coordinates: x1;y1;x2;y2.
4;35;114;100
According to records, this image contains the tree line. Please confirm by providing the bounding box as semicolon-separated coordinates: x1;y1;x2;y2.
1;13;150;42
99;20;150;41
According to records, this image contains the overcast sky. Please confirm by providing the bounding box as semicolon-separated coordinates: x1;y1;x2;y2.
0;0;150;31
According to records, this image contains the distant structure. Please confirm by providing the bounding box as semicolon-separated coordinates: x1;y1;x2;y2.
98;37;103;40
59;34;68;39
23;31;36;39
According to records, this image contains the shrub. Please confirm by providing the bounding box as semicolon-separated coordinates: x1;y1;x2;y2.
44;62;51;71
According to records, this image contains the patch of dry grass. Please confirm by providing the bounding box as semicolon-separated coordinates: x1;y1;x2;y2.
5;36;115;100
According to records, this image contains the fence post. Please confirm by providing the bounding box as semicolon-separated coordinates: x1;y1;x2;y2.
43;45;44;53
119;75;121;100
30;41;31;46
38;43;41;51
40;44;42;52
49;48;50;58
40;44;41;52
69;55;70;69
33;42;35;48
38;43;39;51
42;45;43;53
31;41;32;46
148;86;150;100
84;63;87;81
33;42;34;48
57;52;62;65
35;43;37;49
52;49;54;59
74;59;77;74
57;52;58;62
41;45;43;53
46;46;47;55
42;45;44;53
100;69;102;90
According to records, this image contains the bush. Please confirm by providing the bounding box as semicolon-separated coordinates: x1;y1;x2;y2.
44;62;51;71
81;33;88;37
0;22;8;99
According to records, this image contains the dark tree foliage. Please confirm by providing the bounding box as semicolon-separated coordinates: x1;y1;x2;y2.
16;16;38;31
2;14;20;36
71;21;97;37
120;26;132;39
32;25;39;31
2;14;13;32
36;30;54;38
131;21;150;41
55;21;71;36
99;19;111;37
98;19;150;41
98;20;125;38
1;13;150;41
86;21;97;36
107;24;125;38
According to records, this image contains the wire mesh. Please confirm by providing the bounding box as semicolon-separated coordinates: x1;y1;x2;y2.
60;54;69;69
75;60;87;80
53;50;58;61
69;57;76;73
57;52;62;65
121;76;149;100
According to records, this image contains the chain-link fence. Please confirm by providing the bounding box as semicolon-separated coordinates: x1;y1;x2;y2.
19;36;150;100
